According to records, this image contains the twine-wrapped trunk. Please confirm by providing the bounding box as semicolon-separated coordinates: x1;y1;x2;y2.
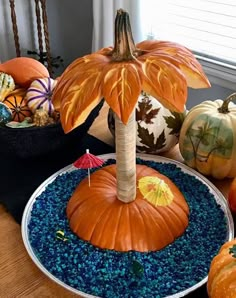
115;111;136;203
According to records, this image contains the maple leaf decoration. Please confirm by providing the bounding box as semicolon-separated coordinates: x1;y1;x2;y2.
164;110;186;136
52;9;210;133
137;124;166;153
136;92;160;124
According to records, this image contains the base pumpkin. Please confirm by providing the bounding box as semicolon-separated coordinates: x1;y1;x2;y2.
67;164;189;252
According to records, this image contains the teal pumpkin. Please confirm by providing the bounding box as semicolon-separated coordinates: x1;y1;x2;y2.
0;102;12;125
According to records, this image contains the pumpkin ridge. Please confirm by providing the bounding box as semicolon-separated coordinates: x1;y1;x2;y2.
136;200;172;249
210;265;236;297
158;206;186;236
166;204;189;231
27;89;48;97
99;203;125;249
114;203;132;251
36;77;49;92
75;201;115;242
208;254;236;292
107;204;124;249
89;203;121;249
3;97;15;108
128;201;148;251
140;199;175;244
172;198;189;215
69;195;112;239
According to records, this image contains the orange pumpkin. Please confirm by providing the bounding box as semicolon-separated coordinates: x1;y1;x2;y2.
228;178;236;214
3;95;32;122
53;10;210;251
67;164;189;252
0;57;49;88
207;238;236;298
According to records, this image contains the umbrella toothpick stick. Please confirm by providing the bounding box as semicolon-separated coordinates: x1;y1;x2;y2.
87;168;91;187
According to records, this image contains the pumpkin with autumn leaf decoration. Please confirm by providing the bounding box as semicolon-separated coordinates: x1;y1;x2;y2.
52;9;210;252
108;91;187;154
207;238;236;298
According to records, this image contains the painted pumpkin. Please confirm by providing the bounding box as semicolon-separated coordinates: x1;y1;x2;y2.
207;238;236;298
0;102;12;125
26;77;57;115
67;164;189;252
108;92;186;154
228;177;236;214
179;93;236;179
0;57;49;88
52;10;209;251
3;95;32;122
0;72;15;101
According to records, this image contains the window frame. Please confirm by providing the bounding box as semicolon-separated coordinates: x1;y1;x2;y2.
196;55;236;90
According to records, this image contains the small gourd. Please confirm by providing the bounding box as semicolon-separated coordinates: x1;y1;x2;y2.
26;77;57;115
0;72;15;101
108;92;186;154
0;102;12;125
33;108;50;126
207;238;236;298
179;92;236;179
3;94;32;122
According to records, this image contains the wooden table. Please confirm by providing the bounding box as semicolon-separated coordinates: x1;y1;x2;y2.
0;103;233;297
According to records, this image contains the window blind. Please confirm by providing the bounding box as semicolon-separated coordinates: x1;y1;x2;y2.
140;0;236;88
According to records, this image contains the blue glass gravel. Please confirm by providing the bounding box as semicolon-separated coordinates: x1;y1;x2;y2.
28;158;228;298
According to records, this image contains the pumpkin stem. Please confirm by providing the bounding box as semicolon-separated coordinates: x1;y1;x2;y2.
218;92;236;114
111;9;140;61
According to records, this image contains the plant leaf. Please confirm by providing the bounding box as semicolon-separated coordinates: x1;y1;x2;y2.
137;40;211;88
140;57;187;113
53;55;109;132
102;62;142;124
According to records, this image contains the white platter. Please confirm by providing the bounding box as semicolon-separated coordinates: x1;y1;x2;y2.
21;153;234;298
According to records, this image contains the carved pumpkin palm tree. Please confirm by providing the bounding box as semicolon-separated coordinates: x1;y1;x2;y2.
52;9;210;252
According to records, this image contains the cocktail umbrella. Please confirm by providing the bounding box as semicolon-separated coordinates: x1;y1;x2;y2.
138;176;174;206
73;149;104;186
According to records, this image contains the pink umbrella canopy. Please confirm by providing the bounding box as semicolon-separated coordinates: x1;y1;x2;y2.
73;149;104;168
73;149;104;186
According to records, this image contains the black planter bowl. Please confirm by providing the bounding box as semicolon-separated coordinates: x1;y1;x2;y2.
0;100;104;160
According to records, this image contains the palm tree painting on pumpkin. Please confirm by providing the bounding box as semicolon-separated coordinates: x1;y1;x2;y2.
52;9;210;252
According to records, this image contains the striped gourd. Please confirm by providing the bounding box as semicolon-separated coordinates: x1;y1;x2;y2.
3;95;32;122
0;72;15;101
26;77;57;115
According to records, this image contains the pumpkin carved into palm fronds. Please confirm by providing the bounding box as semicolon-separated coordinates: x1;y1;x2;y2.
52;9;210;251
